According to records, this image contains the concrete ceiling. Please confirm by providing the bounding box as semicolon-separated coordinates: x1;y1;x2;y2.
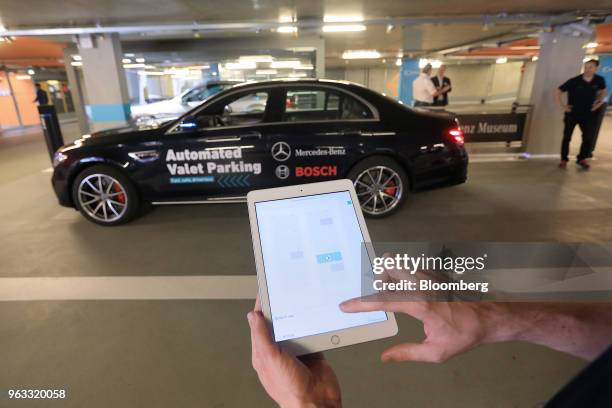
0;0;610;28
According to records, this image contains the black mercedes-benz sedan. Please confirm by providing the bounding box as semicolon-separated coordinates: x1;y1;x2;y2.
52;79;468;225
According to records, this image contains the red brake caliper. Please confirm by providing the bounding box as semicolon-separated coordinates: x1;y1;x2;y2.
113;182;126;204
383;179;397;197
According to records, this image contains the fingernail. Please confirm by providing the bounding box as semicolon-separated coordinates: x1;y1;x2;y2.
339;301;348;310
381;354;392;363
246;311;254;326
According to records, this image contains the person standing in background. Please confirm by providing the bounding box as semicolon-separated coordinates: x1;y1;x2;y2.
432;65;452;106
555;59;607;170
413;64;448;107
33;83;49;106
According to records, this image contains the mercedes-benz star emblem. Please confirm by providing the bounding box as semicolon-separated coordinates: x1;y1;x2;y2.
271;141;291;162
275;165;290;179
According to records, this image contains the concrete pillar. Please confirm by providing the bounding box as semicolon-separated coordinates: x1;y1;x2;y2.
315;38;325;79
63;48;90;135
77;33;131;132
398;59;419;105
524;29;587;156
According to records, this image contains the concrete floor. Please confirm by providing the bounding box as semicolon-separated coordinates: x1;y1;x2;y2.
2;118;612;407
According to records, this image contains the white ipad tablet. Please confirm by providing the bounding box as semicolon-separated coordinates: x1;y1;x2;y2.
247;179;398;356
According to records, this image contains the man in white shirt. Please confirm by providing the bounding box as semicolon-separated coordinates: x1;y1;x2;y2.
412;64;449;106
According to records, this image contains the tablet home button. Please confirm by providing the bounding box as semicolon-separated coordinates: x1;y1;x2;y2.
331;335;340;345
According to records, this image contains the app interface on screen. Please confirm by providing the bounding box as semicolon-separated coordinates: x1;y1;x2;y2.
255;191;387;342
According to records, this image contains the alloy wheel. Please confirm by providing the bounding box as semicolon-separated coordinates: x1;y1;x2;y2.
77;174;128;223
354;166;403;216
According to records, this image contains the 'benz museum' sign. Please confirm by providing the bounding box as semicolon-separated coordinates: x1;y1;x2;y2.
457;113;526;142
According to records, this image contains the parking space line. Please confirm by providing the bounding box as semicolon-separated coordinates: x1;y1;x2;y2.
0;276;257;301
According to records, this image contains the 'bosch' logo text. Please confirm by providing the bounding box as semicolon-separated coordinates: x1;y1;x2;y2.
295;166;338;177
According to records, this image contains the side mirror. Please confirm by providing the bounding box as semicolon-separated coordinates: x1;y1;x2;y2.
178;115;198;130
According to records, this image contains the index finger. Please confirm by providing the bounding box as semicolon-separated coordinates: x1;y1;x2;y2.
340;294;429;319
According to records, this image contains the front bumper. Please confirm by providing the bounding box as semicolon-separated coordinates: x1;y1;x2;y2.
51;166;73;207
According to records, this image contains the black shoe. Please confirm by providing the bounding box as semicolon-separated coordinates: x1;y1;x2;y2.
577;160;590;170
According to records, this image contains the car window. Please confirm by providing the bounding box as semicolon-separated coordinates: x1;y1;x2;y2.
283;88;372;122
183;90;269;130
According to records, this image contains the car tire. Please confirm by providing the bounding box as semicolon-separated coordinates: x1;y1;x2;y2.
72;165;140;226
347;156;409;218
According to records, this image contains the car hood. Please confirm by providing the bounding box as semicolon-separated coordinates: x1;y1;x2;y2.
60;124;169;152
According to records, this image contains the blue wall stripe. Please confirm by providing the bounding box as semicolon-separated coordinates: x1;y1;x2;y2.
85;103;131;122
398;59;420;106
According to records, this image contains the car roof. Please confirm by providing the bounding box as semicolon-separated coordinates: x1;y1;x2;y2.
232;78;368;91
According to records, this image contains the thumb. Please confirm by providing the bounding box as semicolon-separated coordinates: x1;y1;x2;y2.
381;342;447;364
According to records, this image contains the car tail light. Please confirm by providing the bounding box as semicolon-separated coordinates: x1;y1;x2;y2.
448;128;464;145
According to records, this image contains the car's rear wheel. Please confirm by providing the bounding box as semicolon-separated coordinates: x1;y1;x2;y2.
72;165;140;226
348;156;409;218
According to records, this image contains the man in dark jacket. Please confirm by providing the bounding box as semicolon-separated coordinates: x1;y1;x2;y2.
432;65;452;106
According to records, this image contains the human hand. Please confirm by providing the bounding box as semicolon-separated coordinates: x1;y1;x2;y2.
563;104;572;113
248;298;342;408
592;102;603;111
340;296;508;363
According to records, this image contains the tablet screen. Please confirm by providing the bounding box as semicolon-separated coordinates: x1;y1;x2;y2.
255;190;387;342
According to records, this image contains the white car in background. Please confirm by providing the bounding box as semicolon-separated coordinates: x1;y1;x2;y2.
130;80;241;125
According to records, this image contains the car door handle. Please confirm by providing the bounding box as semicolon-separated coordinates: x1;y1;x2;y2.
238;131;262;140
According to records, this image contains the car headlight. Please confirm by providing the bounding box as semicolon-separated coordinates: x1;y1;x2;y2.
53;151;68;168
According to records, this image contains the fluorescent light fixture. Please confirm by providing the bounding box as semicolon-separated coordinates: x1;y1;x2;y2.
270;60;301;68
27;69;35;75
137;71;164;76
279;15;294;23
430;59;442;68
342;50;380;59
123;63;146;69
256;69;278;75
224;61;257;70
71;61;83;67
496;57;508;64
239;55;273;63
72;55;82;61
418;59;428;68
418;58;442;68
288;72;307;78
277;25;298;33
396;58;402;66
583;57;598;63
124;53;135;57
187;65;211;70
16;74;32;80
585;42;598;49
294;64;314;70
0;24;6;32
323;24;366;33
323;15;363;23
531;56;538;62
135;57;145;63
122;58;132;64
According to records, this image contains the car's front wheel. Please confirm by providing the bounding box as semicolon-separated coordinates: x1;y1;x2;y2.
348;156;409;218
72;165;140;226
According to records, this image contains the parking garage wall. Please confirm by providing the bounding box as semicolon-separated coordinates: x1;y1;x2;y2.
330;61;528;106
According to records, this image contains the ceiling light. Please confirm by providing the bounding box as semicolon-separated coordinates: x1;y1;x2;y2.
288;72;307;78
323;24;366;33
72;55;82;61
124;53;135;57
224;61;257;70
341;50;381;59
396;58;402;66
135;57;145;63
122;58;132;64
0;24;6;32
430;60;442;68
270;60;301;68
585;42;598;49
496;57;508;64
137;71;164;76
15;74;32;80
27;69;35;75
531;56;538;62
187;65;211;70
71;61;83;67
123;63;146;69
239;55;273;63
323;15;363;23
277;25;298;33
279;15;295;23
386;24;394;34
256;69;277;75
